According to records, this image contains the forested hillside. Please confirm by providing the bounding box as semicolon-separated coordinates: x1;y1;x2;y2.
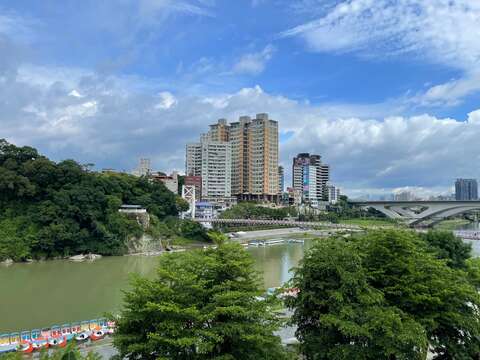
0;140;182;261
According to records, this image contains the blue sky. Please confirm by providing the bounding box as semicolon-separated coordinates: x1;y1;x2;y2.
1;0;480;197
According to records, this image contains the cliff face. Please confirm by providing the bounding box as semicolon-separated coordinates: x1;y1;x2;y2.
126;233;164;254
119;210;151;230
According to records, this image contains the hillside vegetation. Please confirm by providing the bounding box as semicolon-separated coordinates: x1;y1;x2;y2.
0;140;186;261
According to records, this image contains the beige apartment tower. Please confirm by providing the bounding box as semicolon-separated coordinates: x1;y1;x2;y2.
212;113;279;202
186;113;280;203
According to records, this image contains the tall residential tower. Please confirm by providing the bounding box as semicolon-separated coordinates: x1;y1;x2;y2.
292;153;330;207
185;113;280;203
455;179;478;200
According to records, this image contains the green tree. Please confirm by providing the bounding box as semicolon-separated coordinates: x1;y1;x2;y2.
287;230;480;359
114;242;287;360
0;139;186;261
420;230;472;269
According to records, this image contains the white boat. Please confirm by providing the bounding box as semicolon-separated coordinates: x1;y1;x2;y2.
264;239;284;245
75;332;90;341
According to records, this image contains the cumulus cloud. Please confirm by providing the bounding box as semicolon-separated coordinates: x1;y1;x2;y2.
233;45;276;75
3;54;480;196
2;1;480;197
282;0;480;106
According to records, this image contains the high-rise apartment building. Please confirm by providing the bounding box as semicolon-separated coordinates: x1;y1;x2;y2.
292;153;330;207
132;158;151;177
229;113;279;202
187;114;279;203
200;141;232;201
394;191;415;201
455;179;478;200
208;118;230;142
185;143;202;176
278;166;284;194
327;184;340;204
186;136;232;202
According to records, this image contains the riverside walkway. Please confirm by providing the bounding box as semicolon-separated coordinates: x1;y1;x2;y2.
453;230;480;241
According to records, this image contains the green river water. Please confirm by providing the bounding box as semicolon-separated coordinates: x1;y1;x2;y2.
0;240;309;333
2;234;480;334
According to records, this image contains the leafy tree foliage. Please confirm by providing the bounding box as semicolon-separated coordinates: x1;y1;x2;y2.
420;230;472;269
114;242;287;360
220;202;297;220
287;230;480;359
0;139;182;261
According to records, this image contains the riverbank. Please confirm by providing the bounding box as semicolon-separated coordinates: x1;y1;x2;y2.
434;219;472;231
230;227;339;241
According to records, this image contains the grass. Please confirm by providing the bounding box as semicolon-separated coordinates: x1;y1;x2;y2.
434;219;471;231
339;218;403;227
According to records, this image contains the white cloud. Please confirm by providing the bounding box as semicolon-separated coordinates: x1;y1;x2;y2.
155;91;177;109
4;58;480;196
137;0;214;23
0;11;38;42
282;0;480;106
233;45;276;75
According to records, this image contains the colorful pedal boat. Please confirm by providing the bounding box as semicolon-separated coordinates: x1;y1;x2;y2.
31;337;49;350
48;336;67;348
90;329;105;341
0;344;18;354
75;332;90;341
19;341;33;353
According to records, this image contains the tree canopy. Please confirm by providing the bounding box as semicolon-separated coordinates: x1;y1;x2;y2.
287;230;480;360
220;202;297;220
0;139;182;261
113;242;287;360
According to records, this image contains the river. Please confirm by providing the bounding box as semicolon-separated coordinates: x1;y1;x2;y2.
0;240;310;333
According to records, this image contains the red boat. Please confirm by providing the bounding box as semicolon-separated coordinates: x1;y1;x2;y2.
31;337;49;351
48;336;67;348
89;329;105;341
19;341;33;353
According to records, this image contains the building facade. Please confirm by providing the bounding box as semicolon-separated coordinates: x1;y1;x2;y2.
292;153;330;207
327;184;341;204
394;191;415;201
186;113;280;203
455;179;478;200
185;143;202;176
278;166;284;194
152;171;179;194
229;113;279;202
200;141;232;201
132;158;151;177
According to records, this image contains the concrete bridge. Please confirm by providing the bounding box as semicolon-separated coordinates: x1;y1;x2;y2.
194;218;360;230
352;200;480;226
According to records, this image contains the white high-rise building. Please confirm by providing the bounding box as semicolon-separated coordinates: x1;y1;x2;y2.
185;143;202;176
132;158;151;177
327;184;341;204
201;141;232;200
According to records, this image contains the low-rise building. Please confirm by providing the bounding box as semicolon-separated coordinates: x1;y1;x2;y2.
152;171;179;194
195;201;216;219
